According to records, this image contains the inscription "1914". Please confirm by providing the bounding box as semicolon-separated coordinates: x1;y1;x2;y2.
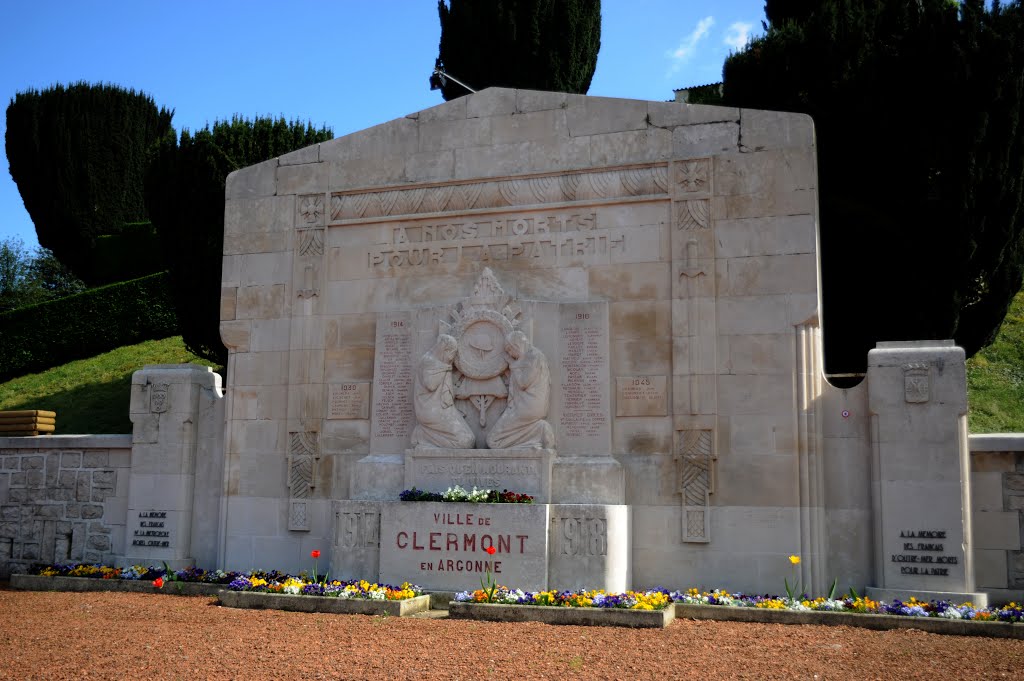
553;517;607;557
339;512;380;550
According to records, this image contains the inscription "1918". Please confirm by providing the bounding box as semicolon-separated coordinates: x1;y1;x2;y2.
554;517;607;557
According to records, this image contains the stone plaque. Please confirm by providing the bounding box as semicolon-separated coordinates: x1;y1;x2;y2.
879;482;969;594
370;312;415;453
615;376;668;417
327;382;370;420
379;501;549;591
405;447;554;502
557;303;610;454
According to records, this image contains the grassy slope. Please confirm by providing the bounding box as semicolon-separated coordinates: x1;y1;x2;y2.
967;288;1024;433
0;295;1020;436
0;336;218;434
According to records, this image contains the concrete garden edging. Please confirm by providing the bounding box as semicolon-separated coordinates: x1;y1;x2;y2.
675;603;1024;639
449;601;674;628
218;590;431;617
10;574;224;597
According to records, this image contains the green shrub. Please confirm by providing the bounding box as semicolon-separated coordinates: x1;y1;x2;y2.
0;272;177;381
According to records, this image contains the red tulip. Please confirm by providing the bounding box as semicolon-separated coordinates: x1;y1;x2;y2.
311;550;321;559
485;546;496;555
153;577;164;588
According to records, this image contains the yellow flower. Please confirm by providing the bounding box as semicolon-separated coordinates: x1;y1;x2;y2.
788;555;801;565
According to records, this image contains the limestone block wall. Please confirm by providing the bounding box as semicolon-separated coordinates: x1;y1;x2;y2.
0;435;132;577
969;434;1024;603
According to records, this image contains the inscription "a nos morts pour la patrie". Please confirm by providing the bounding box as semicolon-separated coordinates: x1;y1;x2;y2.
369;212;626;270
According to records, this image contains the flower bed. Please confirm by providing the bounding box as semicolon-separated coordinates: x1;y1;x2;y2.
455;586;671;610
400;486;534;503
449;601;674;628
12;563;241;596
671;589;1023;623
671;590;1024;639
219;574;430;616
10;573;224;597
219;590;431;617
450;587;674;628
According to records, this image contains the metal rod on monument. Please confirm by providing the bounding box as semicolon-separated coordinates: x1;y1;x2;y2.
431;68;477;94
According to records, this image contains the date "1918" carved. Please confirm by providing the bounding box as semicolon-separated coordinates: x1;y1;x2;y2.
553;517;607;557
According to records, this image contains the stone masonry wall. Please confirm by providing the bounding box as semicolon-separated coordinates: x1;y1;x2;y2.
969;434;1024;603
0;435;131;578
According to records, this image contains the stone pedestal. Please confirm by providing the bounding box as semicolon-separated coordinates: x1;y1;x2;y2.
329;499;630;593
125;364;221;569
866;341;987;607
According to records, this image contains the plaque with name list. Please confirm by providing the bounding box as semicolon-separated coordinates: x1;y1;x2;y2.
327;382;370;419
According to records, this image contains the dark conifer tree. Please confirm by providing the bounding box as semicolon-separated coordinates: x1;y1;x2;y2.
145;117;332;365
723;0;1024;373
5;82;173;283
432;0;601;100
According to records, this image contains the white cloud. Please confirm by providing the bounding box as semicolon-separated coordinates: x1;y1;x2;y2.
724;21;753;51
666;16;715;75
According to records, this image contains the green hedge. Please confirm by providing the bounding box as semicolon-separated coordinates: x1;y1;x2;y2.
91;222;164;285
0;272;178;381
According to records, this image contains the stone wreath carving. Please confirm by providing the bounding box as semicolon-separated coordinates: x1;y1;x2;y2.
411;268;553;450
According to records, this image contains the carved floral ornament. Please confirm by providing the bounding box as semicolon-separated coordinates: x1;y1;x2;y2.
298;195;324;224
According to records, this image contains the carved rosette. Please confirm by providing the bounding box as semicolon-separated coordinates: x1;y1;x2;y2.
288;431;319;531
675;430;715;543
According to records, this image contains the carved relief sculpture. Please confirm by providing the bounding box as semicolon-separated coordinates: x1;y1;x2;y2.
410;334;476;449
486;330;554;449
288;431;319;531
676;430;714;542
903;362;930;404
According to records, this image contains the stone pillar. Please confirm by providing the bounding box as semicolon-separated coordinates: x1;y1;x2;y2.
865;341;986;606
126;364;222;569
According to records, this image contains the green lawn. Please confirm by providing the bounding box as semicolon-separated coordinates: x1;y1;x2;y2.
0;297;1021;436
967;288;1024;433
0;336;218;434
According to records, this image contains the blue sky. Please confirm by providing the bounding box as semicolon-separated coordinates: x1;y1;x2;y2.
0;0;765;251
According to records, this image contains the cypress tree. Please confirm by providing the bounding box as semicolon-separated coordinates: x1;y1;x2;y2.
145;117;333;365
432;0;602;100
722;0;1024;373
5;82;173;283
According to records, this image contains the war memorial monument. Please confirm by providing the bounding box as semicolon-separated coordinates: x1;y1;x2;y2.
1;88;1021;606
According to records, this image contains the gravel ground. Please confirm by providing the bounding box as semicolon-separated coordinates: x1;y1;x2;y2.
1;587;1021;680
